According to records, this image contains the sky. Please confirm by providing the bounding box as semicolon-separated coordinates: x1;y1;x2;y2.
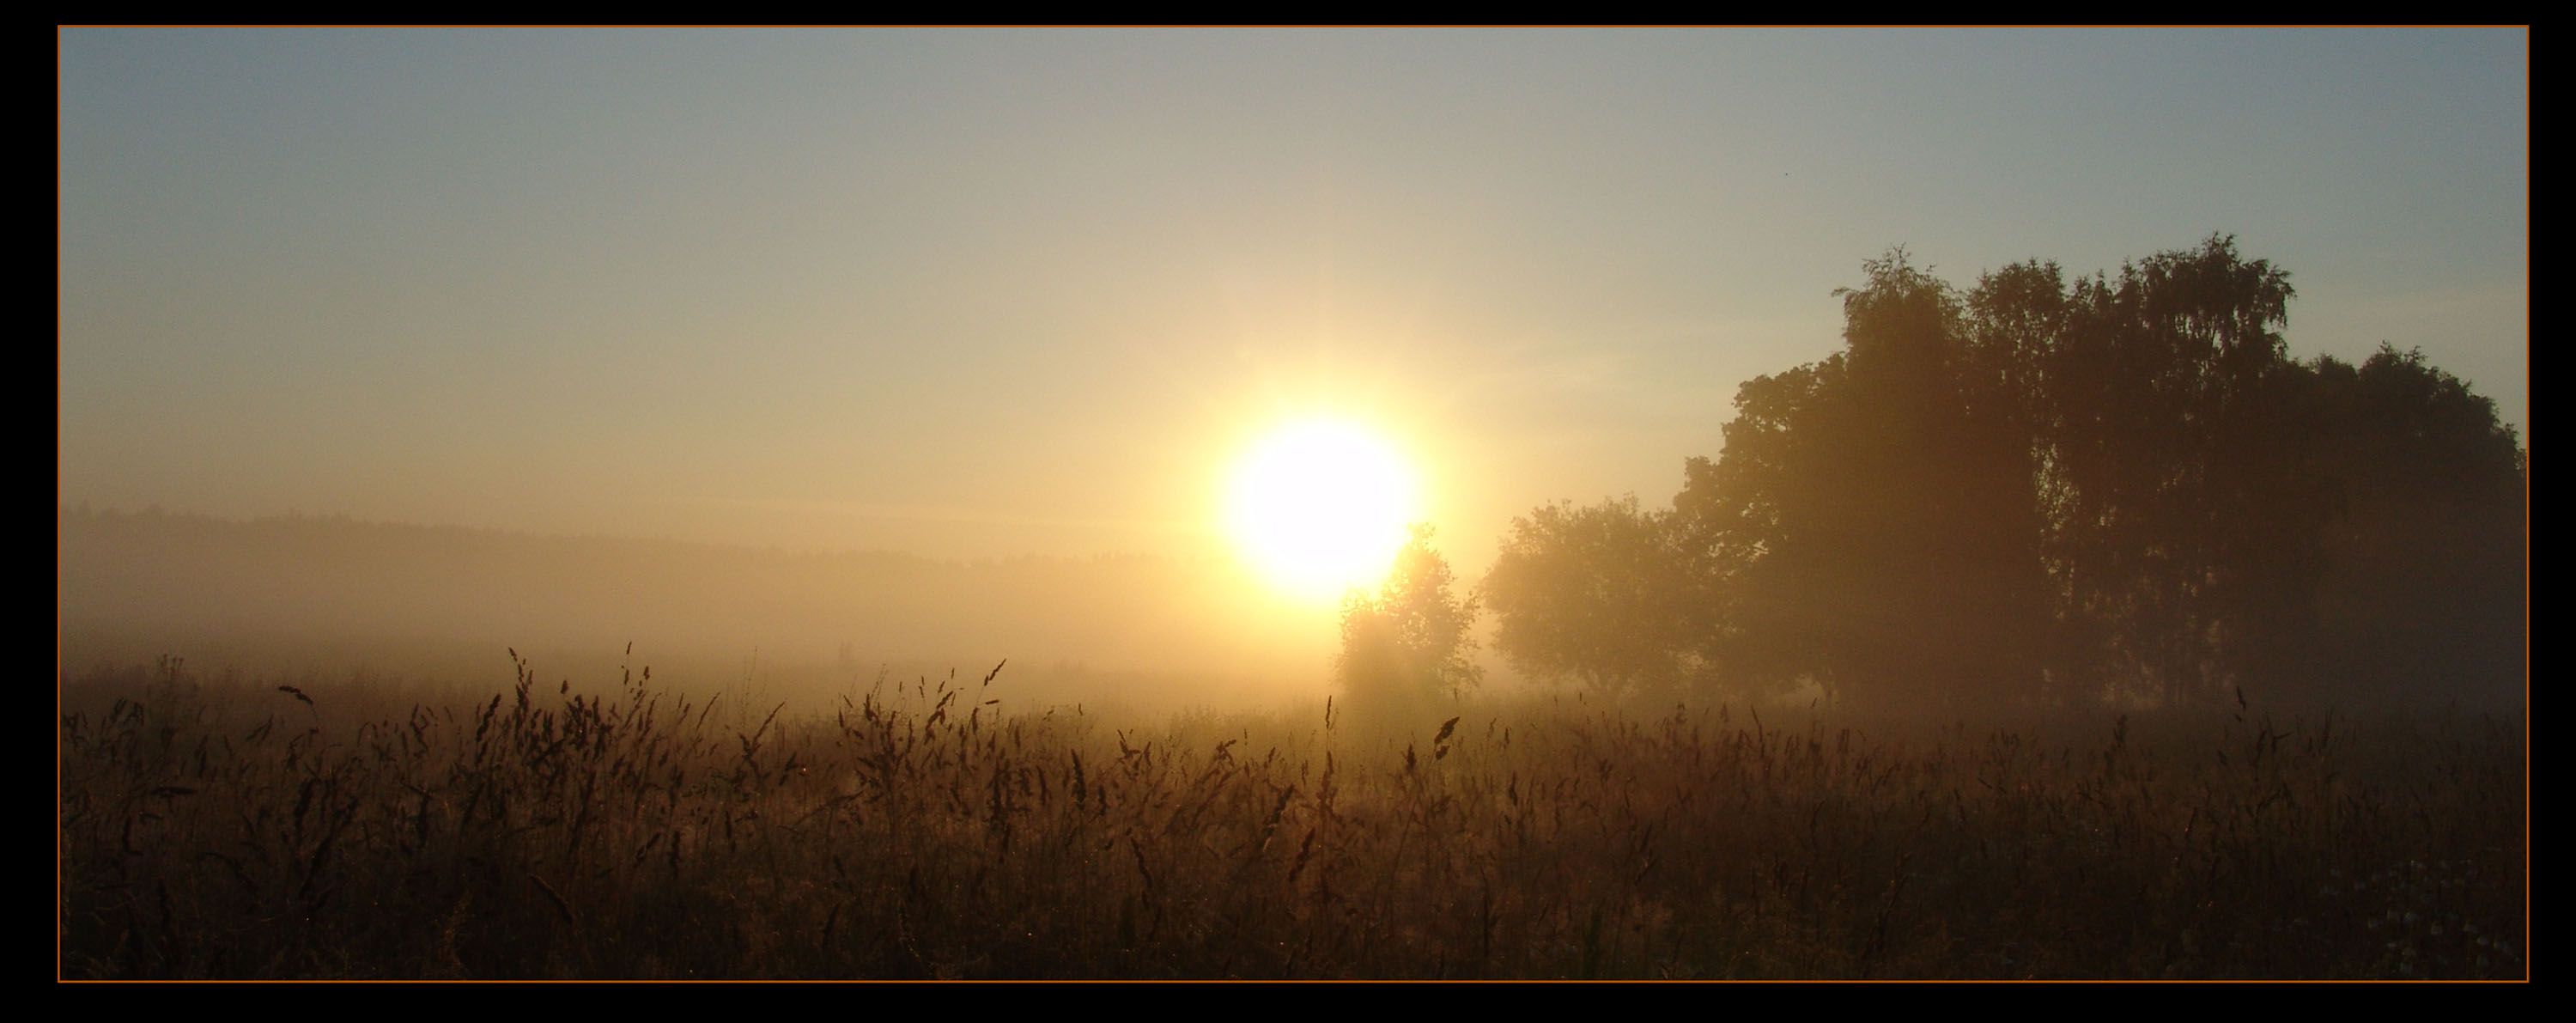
58;27;2529;581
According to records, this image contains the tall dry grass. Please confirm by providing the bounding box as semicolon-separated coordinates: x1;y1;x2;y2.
58;655;2524;979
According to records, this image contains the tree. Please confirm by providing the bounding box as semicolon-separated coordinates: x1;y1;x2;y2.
1675;250;2054;713
1482;236;2521;715
1337;524;1482;728
1943;236;2518;709
1484;496;1720;703
2009;235;2310;704
2293;346;2526;708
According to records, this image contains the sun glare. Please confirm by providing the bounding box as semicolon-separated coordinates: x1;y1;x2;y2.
1226;419;1420;601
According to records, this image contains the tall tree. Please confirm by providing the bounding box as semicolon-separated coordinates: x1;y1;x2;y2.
1676;251;2053;712
2020;235;2306;704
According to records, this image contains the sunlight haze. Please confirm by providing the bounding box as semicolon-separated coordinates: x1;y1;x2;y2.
60;28;2526;575
54;27;2530;980
58;27;2528;715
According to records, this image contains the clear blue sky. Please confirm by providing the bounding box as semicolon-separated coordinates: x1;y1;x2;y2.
59;27;2529;574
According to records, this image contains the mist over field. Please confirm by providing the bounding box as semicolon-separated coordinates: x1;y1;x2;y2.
57;506;1342;717
59;27;2524;980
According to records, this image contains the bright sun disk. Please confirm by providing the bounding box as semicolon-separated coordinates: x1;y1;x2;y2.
1226;420;1419;601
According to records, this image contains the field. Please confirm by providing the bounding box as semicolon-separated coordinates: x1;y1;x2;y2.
58;657;2525;980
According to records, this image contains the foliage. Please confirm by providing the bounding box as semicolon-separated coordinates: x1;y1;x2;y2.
1486;235;2524;712
1485;496;1718;703
1336;524;1482;729
2292;346;2527;708
1678;251;2054;711
2022;239;2312;703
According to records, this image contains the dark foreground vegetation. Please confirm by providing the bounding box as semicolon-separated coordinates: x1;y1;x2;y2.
60;657;2523;980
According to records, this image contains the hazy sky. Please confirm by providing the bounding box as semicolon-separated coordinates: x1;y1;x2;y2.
59;27;2528;576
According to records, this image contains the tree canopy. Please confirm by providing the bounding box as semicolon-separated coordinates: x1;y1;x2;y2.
1485;496;1711;703
1484;235;2524;712
1337;524;1482;730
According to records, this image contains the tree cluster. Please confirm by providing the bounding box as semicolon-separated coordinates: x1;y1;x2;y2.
1484;236;2524;712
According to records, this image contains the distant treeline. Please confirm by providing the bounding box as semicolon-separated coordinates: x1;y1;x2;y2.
57;507;1330;711
1479;236;2524;713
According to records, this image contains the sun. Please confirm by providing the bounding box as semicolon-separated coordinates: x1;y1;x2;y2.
1226;419;1420;601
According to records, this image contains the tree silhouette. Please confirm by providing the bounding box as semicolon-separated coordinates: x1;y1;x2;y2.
1673;251;2052;713
2291;346;2526;708
1337;524;1482;730
1488;234;2523;713
1485;496;1718;703
2020;236;2307;704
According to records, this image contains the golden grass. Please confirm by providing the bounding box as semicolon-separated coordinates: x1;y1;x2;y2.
58;656;2524;979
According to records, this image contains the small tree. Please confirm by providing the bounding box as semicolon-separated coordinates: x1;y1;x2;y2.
1485;496;1715;703
1337;524;1481;729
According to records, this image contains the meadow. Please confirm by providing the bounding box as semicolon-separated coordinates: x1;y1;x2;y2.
58;656;2524;980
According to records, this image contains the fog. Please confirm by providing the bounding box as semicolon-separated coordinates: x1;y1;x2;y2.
58;505;1348;717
